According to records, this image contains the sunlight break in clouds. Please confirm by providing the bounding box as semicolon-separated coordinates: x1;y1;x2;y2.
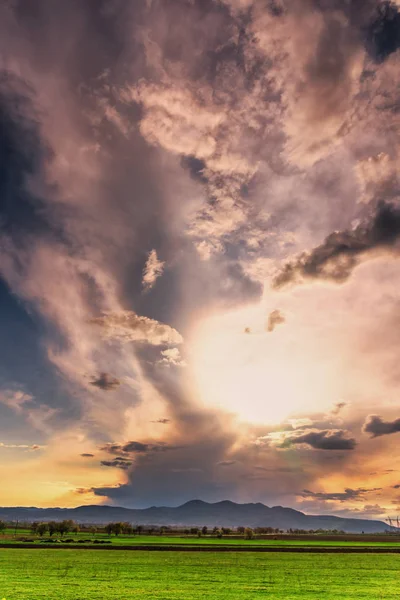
0;0;399;517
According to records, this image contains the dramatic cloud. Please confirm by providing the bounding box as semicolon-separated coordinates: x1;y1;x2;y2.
101;458;133;470
302;487;381;502
266;309;286;332
281;429;356;451
101;441;178;456
363;414;400;437
1;0;400;511
90;311;183;346
90;373;120;391
367;2;400;63
273;202;400;289
142;249;165;291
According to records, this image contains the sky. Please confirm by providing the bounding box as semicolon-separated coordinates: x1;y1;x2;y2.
0;0;400;521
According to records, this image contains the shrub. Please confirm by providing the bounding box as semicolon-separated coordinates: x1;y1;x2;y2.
244;528;254;540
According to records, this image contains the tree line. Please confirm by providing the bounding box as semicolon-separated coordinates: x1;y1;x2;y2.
0;520;351;537
31;520;80;537
24;521;257;538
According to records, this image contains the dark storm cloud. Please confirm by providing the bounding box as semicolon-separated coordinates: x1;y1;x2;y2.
282;429;356;450
302;487;381;502
366;1;400;63
273;202;400;289
0;2;172;433
181;156;207;184
101;457;133;470
363;414;400;437
101;440;179;455
92;343;356;507
0;70;51;239
266;309;285;332
92;358;240;507
90;372;120;391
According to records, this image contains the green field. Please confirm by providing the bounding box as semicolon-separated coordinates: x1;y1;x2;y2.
0;548;398;599
117;536;400;548
77;534;400;547
3;529;400;548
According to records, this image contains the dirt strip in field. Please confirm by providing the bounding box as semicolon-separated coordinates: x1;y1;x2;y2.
0;544;399;553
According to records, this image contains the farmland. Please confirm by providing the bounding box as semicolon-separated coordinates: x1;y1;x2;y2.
1;529;400;550
0;548;398;599
1;528;400;550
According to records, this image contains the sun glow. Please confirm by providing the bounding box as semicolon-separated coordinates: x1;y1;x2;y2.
190;302;342;424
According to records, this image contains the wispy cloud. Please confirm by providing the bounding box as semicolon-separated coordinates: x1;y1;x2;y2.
0;442;44;451
142;249;165;291
301;487;381;503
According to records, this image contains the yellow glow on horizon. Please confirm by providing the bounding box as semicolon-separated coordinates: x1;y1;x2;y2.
0;431;122;507
190;302;342;424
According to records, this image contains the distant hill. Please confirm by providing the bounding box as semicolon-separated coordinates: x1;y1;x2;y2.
0;500;393;533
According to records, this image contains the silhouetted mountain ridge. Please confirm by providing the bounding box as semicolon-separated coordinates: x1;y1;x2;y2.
0;500;392;533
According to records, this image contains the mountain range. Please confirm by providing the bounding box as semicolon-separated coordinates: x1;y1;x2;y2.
0;500;392;533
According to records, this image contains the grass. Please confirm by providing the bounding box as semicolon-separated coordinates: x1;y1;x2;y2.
0;548;398;599
91;535;400;547
2;529;400;547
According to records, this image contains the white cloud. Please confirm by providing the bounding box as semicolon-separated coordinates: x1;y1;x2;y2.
91;311;183;346
158;347;186;367
142;249;165;290
0;390;33;413
0;442;45;451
